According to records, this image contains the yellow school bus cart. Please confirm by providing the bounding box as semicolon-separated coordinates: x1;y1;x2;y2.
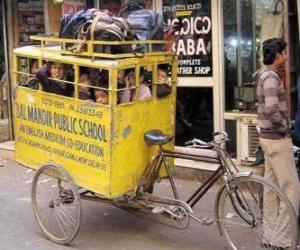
13;36;299;250
13;36;177;244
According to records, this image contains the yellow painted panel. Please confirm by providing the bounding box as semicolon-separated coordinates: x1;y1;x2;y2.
110;96;175;197
14;88;112;195
13;42;177;198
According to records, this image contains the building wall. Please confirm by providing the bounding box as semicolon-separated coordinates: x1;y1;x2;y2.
2;0;300;157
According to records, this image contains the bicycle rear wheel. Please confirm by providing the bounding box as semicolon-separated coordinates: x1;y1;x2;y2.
31;164;81;245
216;175;298;250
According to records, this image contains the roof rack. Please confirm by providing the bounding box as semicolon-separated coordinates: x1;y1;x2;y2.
29;35;174;60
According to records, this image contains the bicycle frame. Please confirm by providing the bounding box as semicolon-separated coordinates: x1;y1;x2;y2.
151;145;238;209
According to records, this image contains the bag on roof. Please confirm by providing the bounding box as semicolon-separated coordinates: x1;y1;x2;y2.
81;14;136;54
119;7;165;52
59;8;136;54
59;9;94;39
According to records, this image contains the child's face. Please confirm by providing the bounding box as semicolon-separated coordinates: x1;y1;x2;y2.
158;69;168;82
118;70;126;84
89;69;101;83
50;63;65;80
126;71;136;87
95;90;109;104
31;60;39;75
79;74;91;92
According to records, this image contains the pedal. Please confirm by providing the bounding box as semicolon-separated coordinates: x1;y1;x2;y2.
189;214;214;225
152;205;175;215
152;206;165;214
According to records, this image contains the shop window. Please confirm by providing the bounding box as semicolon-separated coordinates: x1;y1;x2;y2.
175;87;213;146
223;0;284;112
0;6;9;123
16;0;45;46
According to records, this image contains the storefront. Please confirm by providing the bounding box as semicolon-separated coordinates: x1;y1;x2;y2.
0;0;12;142
222;0;299;162
2;0;300;165
160;0;299;163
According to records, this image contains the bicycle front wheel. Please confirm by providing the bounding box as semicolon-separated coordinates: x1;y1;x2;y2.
216;174;298;250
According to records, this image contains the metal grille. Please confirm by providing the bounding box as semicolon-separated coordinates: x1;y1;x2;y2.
248;124;259;157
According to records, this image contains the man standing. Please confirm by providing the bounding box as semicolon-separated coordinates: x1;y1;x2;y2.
255;37;300;249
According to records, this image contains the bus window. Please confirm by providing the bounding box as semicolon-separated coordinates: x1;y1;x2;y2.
117;68;136;104
156;63;172;98
140;66;153;101
17;57;30;84
35;61;74;97
78;66;94;101
118;67;152;103
17;57;40;90
93;69;109;105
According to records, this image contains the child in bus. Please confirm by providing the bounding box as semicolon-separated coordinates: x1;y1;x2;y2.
94;82;109;105
36;61;74;97
157;66;171;98
22;59;39;90
78;72;93;101
120;68;151;103
117;69;127;103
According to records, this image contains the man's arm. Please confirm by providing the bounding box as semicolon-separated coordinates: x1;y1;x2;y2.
263;77;288;134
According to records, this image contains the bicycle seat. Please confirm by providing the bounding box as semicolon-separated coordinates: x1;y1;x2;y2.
144;130;173;146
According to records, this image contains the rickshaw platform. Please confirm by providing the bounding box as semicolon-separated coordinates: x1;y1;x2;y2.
0;141;264;182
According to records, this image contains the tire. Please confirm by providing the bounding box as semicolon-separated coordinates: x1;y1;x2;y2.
216;175;298;250
31;164;81;245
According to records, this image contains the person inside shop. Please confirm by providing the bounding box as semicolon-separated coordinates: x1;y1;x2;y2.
254;37;300;249
36;61;74;97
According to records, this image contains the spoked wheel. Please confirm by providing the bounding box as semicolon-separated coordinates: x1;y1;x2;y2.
216;175;298;250
31;164;81;245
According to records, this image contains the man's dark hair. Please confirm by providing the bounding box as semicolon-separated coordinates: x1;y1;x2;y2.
263;38;287;65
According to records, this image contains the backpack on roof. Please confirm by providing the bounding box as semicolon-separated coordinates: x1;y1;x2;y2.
59;10;93;39
78;14;136;54
119;8;165;52
59;9;136;54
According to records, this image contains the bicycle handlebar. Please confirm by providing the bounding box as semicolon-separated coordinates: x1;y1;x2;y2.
212;131;228;139
184;131;229;148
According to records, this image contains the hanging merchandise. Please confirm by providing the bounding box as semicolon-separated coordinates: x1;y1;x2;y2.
259;0;284;67
17;0;45;46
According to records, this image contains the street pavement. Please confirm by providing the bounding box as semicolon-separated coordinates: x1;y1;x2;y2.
0;160;241;250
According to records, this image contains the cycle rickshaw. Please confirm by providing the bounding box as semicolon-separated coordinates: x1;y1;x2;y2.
13;36;298;249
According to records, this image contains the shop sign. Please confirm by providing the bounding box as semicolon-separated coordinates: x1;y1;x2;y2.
62;0;86;15
163;1;212;77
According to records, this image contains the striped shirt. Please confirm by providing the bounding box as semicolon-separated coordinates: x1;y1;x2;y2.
255;67;289;139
